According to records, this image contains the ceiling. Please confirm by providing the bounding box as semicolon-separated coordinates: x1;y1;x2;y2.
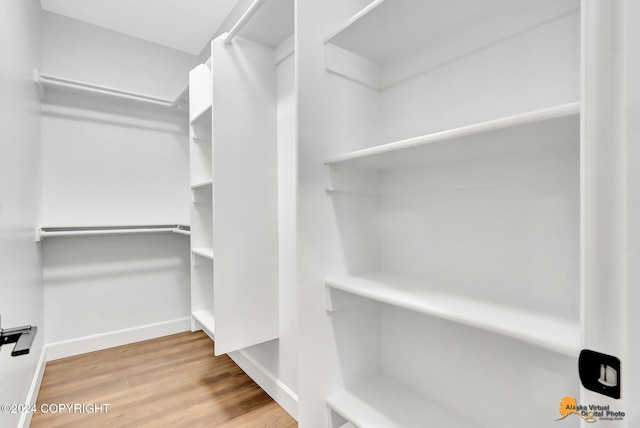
40;0;240;55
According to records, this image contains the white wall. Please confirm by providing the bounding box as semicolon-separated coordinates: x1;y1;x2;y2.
42;11;198;99
41;93;190;226
43;234;190;345
297;1;581;426
0;1;44;427
40;12;195;356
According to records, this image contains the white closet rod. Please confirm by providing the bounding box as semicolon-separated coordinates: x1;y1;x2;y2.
35;225;190;242
34;69;187;109
221;0;269;47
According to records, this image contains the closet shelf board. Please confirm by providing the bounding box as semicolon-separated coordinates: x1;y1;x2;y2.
327;375;473;428
324;0;579;65
324;103;579;170
192;248;214;260
190;105;212;127
191;179;213;190
192;310;215;340
326;272;579;357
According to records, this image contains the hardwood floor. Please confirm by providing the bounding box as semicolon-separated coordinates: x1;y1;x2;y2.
31;332;297;428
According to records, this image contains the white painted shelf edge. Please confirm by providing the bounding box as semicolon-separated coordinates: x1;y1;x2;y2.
323;0;384;44
192;247;214;260
192;310;215;341
324;102;580;165
191;179;213;190
36;224;190;242
326;272;579;357
189;104;212;126
327;375;473;428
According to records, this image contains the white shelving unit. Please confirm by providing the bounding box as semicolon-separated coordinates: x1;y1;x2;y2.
189;63;214;340
302;0;584;426
192;309;215;341
327;375;473;428
187;19;289;355
324;104;581;359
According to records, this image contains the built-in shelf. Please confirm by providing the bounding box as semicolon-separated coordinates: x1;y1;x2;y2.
192;248;214;260
35;224;190;242
338;423;356;428
327;375;473;428
192;310;215;341
190;179;213;190
326;271;579;357
323;0;579;89
189;105;212;127
192;135;212;143
325;103;579;171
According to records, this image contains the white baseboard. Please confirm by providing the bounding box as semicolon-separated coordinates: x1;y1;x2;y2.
228;349;298;420
18;346;47;428
45;317;191;361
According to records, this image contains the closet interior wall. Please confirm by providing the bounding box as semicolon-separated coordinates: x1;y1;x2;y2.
0;1;44;427
298;0;581;426
40;12;199;359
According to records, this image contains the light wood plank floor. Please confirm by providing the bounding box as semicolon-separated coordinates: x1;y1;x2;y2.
31;331;297;428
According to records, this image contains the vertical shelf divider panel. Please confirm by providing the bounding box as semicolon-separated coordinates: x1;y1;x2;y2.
189;62;214;339
212;34;279;356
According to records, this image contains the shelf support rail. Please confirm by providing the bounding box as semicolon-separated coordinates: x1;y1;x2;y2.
34;69;186;109
35;225;191;242
221;0;269;47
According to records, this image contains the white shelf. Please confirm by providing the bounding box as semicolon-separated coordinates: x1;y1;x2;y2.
189;105;212;127
325;103;579;170
190;179;213;190
326;271;579;357
235;0;294;49
338;423;356;428
189;63;212;122
192;247;214;260
192;310;215;341
323;0;579;88
327;375;473;428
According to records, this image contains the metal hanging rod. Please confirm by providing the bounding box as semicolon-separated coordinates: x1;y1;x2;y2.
35;224;191;242
34;69;188;109
221;0;269;47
